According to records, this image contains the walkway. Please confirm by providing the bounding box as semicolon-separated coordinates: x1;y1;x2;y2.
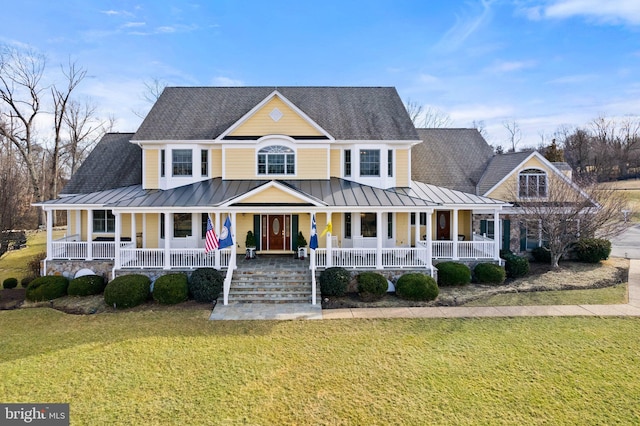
209;259;640;320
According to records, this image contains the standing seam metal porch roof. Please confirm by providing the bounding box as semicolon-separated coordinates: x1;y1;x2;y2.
40;178;508;209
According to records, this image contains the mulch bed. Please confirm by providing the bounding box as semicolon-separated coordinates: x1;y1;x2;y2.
0;288;26;310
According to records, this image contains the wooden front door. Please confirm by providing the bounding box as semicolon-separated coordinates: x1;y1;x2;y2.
261;215;291;250
436;211;451;240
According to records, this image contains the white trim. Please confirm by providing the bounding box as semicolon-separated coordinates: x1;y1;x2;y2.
220;180;327;208
217;90;335;141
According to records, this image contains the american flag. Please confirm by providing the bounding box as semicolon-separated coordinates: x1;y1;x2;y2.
205;216;219;253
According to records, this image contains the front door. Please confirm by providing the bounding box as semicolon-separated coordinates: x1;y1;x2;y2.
261;215;291;250
436;210;451;240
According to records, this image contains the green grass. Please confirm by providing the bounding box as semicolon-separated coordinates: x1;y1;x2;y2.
465;283;628;307
0;229;63;285
1;309;639;424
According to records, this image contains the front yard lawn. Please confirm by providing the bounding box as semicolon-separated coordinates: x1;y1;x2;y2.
1;309;639;424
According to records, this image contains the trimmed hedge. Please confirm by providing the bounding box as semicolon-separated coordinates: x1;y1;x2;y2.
474;263;506;284
531;246;552;263
21;276;36;288
104;274;150;308
437;262;471;286
320;267;351;297
395;273;439;301
575;238;611;263
503;254;530;278
153;274;188;305
357;272;387;302
188;268;223;302
3;277;18;289
26;276;69;301
68;275;106;296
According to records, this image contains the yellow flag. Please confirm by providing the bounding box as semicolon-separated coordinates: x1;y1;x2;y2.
320;221;332;237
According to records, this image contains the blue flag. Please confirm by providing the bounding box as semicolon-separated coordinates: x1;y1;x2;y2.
309;214;318;250
219;217;234;249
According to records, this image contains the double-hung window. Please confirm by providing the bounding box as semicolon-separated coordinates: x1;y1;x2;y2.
93;210;115;233
344;149;351;177
359;149;380;177
172;149;193;176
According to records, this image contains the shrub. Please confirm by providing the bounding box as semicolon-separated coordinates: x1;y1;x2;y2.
153;274;188;305
104;275;150;308
395;273;438;301
68;275;106;296
503;254;529;278
474;263;506;284
28;252;46;277
531;246;552;263
189;268;223;302
26;276;69;301
21;276;36;288
3;277;18;289
357;272;387;302
437;262;471;286
319;267;350;297
575;238;611;263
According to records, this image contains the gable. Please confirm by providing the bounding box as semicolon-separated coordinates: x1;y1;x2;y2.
228;96;326;138
228;181;324;206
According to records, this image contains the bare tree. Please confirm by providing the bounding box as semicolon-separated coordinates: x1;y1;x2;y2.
50;60;86;203
134;77;168;118
404;98;423;126
0;45;47;225
471;120;488;138
510;173;630;268
503;119;521;152
422;106;452;128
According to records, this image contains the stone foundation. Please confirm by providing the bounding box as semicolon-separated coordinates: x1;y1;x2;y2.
45;260;114;281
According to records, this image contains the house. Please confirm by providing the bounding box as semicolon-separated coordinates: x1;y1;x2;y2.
412;128;586;252
38;86;577;305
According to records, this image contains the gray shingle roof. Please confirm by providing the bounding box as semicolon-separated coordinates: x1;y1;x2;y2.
60;133;141;195
411;129;495;194
476;151;532;196
132;87;418;141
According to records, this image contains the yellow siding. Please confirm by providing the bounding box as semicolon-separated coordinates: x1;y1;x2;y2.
297;148;327;179
396;149;410;187
121;214;131;239
68;211;78;236
242;186;308;204
235;215;253;251
211;148;222;178
225;148;255;179
330;149;340;177
80;210;87;241
486;155;564;200
144;149;159;189
145;213;160;248
396;213;410;246
458;210;471;240
229;96;324;137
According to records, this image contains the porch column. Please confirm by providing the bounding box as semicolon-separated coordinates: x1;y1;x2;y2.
75;210;81;241
163;213;171;270
452;209;459;260
142;213;147;248
131;213;136;249
214;212;220;270
231;212;237;269
87;209;93;260
414;212;420;246
376;211;383;269
46;209;53;260
494;209;501;260
309;211;317;305
114;212;121;270
325;211;332;268
426;211;433;267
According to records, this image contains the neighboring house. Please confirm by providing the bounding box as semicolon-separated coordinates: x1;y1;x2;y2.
37;87;518;304
413;128;586;253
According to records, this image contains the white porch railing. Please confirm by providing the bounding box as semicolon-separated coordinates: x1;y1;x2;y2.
431;239;495;259
119;248;232;269
315;247;431;269
51;234;86;259
432;241;453;258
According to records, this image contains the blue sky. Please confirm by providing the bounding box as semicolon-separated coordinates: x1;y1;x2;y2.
2;0;640;148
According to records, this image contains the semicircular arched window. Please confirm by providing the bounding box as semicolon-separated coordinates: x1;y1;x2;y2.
257;145;295;175
519;168;547;198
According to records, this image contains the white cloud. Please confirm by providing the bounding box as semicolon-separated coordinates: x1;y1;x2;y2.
212;76;244;86
485;60;536;73
123;22;146;28
527;0;640;25
435;0;496;52
547;74;597;84
100;10;134;18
